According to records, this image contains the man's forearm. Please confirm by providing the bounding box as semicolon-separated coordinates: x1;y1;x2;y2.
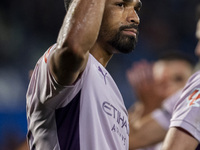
57;0;106;51
162;127;199;150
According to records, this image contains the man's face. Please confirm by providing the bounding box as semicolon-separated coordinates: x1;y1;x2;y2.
98;0;142;54
195;19;200;58
153;60;193;98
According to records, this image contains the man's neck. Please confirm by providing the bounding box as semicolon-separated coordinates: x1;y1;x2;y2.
90;43;113;67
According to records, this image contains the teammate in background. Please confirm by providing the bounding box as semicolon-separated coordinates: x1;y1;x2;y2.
161;4;200;150
26;0;142;149
127;52;195;150
126;4;200;150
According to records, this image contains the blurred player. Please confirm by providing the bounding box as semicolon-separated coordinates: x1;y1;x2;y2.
162;4;200;150
127;51;195;150
26;0;142;149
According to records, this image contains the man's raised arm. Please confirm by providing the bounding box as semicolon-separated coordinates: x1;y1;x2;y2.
49;0;106;85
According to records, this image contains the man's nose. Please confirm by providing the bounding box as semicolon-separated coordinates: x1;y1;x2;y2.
126;9;140;25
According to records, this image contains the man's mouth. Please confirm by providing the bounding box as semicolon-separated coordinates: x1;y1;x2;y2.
122;28;138;37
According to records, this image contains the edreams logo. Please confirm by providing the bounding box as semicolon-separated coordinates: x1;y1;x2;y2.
102;101;129;146
187;88;200;107
44;45;53;63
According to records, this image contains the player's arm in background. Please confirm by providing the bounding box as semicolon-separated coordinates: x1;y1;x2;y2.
129;113;166;150
127;61;167;149
49;0;106;86
129;91;182;150
161;127;199;150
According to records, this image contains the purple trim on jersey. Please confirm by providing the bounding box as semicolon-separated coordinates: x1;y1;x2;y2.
55;90;81;150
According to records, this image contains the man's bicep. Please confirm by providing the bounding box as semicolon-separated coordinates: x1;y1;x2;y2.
49;47;88;86
162;127;199;150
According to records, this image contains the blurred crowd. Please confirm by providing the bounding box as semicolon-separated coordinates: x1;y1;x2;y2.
0;0;199;149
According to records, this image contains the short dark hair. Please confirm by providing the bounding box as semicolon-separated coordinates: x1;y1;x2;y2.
64;0;73;11
158;51;196;69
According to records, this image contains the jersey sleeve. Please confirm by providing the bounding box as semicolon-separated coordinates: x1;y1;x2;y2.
26;44;88;109
151;90;182;130
170;71;200;142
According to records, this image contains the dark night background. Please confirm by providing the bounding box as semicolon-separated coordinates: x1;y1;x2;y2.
0;0;199;148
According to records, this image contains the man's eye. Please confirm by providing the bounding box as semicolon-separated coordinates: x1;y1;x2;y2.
174;76;184;82
117;3;125;8
135;8;141;13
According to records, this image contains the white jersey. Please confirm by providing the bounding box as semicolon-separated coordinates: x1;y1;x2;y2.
170;71;200;142
152;90;182;131
26;45;129;150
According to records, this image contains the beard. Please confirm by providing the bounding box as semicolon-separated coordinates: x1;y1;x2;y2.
108;24;139;54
